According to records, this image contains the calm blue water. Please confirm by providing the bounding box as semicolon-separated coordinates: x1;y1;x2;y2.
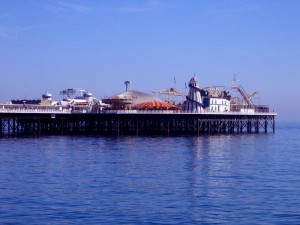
0;121;300;224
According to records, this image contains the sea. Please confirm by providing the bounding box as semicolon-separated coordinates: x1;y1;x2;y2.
0;121;299;225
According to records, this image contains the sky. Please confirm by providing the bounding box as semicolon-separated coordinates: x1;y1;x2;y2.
0;0;300;121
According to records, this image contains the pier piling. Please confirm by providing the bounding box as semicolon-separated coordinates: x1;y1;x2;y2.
0;112;276;136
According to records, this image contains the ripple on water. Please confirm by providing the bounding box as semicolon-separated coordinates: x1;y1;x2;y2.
0;123;300;224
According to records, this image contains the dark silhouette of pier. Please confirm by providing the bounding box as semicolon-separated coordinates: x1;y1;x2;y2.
0;111;276;136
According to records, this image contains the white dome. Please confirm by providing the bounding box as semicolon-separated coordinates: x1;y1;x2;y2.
42;93;52;99
110;90;162;106
84;92;93;97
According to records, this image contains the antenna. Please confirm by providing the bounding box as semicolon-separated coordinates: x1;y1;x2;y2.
124;81;131;92
232;73;239;86
174;77;176;90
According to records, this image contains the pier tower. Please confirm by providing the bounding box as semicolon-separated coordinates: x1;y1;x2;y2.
185;76;203;113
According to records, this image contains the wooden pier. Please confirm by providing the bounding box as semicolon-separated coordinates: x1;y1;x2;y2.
0;111;276;136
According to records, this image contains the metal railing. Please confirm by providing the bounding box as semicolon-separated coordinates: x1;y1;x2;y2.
0;105;276;116
0;105;71;114
101;109;277;115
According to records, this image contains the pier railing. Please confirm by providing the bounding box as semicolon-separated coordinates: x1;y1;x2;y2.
0;107;276;116
0;104;277;116
0;105;71;114
0;107;276;136
100;109;277;115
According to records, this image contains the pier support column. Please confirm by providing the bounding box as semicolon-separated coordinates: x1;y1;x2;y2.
255;119;259;133
229;120;234;133
117;118;120;135
168;118;170;136
38;119;41;135
136;117;139;135
240;120;243;133
32;119;36;134
61;118;64;135
0;118;2;135
265;119;268;133
13;118;16;135
7;119;10;135
247;120;251;133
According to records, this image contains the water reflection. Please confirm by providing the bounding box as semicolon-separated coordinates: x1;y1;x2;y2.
182;134;279;223
0;129;299;224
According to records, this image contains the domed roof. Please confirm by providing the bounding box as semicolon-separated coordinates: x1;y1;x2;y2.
83;92;93;97
110;90;162;106
135;101;178;109
42;92;52;99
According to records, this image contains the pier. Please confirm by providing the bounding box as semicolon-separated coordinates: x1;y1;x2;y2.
0;76;277;136
0;110;276;136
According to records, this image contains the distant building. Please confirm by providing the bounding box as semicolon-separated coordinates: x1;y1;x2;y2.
202;97;230;112
201;87;231;112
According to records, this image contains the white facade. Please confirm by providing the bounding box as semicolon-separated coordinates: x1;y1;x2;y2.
240;108;255;113
208;98;230;112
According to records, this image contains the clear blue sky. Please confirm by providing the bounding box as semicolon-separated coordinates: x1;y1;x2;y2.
0;0;299;121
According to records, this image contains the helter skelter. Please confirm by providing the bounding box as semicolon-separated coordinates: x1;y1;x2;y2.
184;76;204;113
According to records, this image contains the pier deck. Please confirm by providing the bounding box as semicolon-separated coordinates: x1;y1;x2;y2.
0;110;276;136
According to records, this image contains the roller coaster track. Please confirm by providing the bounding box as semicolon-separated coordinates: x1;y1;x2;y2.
231;86;254;108
204;85;255;108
